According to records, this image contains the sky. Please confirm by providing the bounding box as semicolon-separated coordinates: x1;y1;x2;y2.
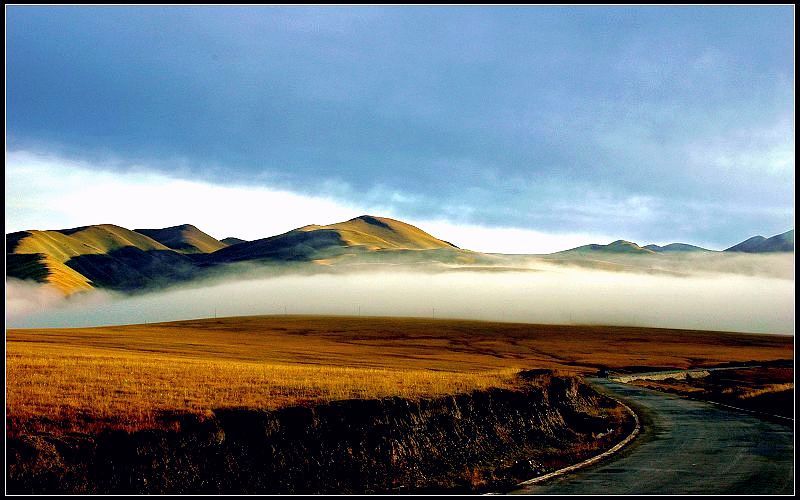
5;6;795;253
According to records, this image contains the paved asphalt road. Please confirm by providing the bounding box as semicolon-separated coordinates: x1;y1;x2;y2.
513;379;794;495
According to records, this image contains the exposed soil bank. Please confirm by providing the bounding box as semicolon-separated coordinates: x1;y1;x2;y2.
7;372;634;494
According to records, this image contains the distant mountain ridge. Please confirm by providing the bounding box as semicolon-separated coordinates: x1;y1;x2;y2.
558;240;713;255
560;230;794;255
557;240;657;255
644;243;712;253
724;230;794;253
6;217;793;295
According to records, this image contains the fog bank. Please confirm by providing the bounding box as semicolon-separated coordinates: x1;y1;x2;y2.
7;265;794;335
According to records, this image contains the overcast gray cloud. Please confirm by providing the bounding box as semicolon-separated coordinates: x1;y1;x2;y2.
6;6;794;248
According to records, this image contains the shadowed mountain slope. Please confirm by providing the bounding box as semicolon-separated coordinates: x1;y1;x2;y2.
135;224;228;254
725;230;794;253
6;252;93;294
557;240;657;255
727;236;768;253
643;243;712;253
205;227;349;263
6;216;465;294
221;237;247;245
6;225;196;294
10;224;170;259
208;215;459;263
7;219;794;296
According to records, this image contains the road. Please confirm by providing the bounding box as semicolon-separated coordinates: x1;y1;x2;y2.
512;379;794;495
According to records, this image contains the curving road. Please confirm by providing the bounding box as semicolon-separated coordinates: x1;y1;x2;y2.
513;379;794;495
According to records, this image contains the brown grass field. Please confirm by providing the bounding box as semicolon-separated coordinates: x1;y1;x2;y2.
6;315;793;432
631;364;795;418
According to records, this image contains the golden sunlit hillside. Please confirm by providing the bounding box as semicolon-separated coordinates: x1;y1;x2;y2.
7;224;176;294
6;216;469;295
11;224;170;259
302;215;457;250
6;253;93;294
191;215;471;264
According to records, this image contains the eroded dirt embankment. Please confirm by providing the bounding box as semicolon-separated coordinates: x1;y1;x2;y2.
7;372;634;494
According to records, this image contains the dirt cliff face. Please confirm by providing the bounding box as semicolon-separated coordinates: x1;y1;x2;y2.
7;373;633;494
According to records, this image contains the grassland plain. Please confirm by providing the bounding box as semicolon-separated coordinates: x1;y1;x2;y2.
7;315;793;433
5;315;793;493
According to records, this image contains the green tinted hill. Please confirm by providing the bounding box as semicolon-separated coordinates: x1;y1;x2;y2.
725;230;794;253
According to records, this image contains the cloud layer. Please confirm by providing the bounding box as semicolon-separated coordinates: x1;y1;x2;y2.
5;151;615;254
6;6;794;247
7;255;794;335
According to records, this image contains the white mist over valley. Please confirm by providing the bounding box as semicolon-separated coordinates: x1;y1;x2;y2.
8;254;794;334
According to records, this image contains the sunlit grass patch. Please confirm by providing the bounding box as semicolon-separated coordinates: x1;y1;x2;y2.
7;344;520;432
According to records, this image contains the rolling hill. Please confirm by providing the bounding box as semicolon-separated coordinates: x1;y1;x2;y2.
561;239;718;255
6;216;468;294
6;253;94;294
6;217;794;295
310;215;458;250
134;224;228;254
220;237;247;245
206;215;460;263
643;243;712;253
6;224;192;294
725;230;794;253
557;240;657;255
8;224;169;259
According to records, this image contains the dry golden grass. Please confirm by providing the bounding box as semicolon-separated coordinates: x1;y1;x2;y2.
7;315;793;431
14;225;170;260
631;365;794;418
7;342;518;431
303;215;454;250
733;383;794;399
10;225;172;294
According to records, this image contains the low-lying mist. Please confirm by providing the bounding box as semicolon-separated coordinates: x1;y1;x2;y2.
6;253;795;334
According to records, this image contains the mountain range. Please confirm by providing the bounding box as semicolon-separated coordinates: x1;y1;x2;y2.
5;216;793;295
723;230;795;253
